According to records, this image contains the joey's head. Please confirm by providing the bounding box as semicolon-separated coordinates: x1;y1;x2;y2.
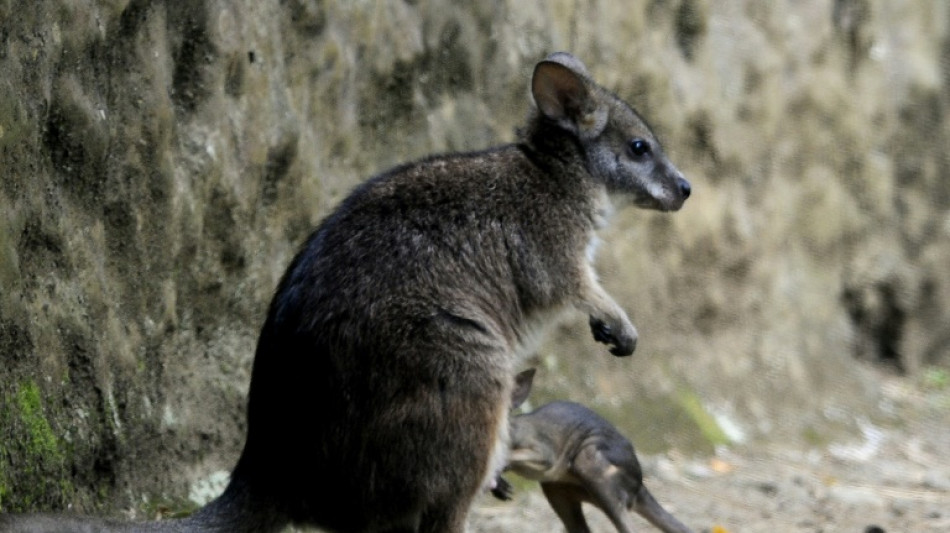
530;53;691;212
505;368;549;479
510;368;536;412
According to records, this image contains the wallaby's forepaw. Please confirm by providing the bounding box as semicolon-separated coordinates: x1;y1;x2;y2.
490;475;514;501
589;316;637;356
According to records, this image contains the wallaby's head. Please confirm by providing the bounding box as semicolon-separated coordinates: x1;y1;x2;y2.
531;52;691;212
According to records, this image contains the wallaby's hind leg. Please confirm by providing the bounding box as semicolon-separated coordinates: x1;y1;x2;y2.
540;483;593;533
375;496;470;533
416;498;472;533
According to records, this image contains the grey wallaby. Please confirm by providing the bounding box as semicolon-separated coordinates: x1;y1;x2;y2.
495;369;695;533
0;52;689;532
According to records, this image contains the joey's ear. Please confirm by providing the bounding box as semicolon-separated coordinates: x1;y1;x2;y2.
510;368;536;410
532;60;589;122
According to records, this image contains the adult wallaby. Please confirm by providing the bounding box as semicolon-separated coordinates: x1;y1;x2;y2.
496;369;695;533
0;52;689;532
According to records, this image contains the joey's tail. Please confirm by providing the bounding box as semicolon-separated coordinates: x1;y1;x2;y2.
634;485;695;533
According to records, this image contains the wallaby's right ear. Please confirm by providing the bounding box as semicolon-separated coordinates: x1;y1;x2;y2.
510;368;536;410
531;60;606;137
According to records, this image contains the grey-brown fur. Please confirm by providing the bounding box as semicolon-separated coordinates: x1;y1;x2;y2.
0;52;688;532
500;369;695;533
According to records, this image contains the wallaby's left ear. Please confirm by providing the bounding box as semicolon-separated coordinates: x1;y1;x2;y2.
510;368;536;410
531;59;607;137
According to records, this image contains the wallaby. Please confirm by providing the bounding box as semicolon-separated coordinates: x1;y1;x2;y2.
495;369;695;533
0;52;689;532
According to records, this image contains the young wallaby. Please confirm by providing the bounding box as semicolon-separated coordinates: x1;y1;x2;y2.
497;369;696;533
0;52;689;532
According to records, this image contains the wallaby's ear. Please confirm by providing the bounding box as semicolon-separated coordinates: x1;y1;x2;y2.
544;52;591;76
532;60;589;123
531;56;607;137
510;368;536;410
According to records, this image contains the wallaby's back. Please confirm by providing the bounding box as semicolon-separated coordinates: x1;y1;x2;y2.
234;135;603;532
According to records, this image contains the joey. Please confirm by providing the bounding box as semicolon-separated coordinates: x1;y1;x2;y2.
499;369;696;533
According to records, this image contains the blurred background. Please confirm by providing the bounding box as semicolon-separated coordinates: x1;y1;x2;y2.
1;0;948;530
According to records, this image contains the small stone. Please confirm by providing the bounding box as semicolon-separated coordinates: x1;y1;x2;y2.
922;471;950;491
827;485;886;508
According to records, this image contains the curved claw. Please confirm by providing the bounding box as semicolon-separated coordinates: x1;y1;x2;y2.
590;317;636;357
590;317;614;344
491;475;514;501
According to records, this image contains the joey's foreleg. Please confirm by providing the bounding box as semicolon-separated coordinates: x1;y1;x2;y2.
490;475;514;501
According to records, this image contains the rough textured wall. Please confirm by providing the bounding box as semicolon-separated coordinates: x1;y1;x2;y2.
0;0;947;515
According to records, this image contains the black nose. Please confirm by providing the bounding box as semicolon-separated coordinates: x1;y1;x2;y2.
677;177;691;199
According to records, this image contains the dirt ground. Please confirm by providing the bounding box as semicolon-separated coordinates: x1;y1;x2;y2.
467;370;950;533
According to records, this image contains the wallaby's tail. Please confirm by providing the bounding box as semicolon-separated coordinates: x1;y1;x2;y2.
172;475;289;533
634;484;696;533
0;510;228;533
0;512;153;533
0;478;288;533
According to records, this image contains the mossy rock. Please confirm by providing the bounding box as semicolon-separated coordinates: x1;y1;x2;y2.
0;380;73;512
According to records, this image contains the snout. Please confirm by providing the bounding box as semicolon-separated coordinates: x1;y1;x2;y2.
661;173;691;211
677;177;691;200
631;167;692;211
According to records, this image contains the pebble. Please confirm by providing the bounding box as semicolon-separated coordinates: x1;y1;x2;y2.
827;485;887;508
921;471;950;490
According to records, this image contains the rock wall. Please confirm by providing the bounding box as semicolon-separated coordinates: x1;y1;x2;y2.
1;0;947;515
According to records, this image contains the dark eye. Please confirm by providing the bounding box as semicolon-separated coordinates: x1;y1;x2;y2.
628;139;652;158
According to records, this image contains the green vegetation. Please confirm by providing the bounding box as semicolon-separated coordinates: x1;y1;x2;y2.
1;388;12;511
0;428;6;511
801;425;831;448
922;367;949;391
590;389;725;456
139;496;202;520
0;380;73;511
15;380;64;466
674;386;731;448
